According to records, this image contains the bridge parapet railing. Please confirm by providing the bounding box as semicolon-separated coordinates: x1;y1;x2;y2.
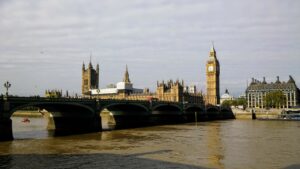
96;98;181;105
3;96;185;106
5;96;93;102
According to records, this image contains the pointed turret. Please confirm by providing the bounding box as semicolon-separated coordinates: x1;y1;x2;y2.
88;54;92;68
96;63;99;73
123;65;131;83
276;76;281;84
209;41;216;57
82;56;99;95
225;89;229;94
262;77;267;84
82;62;85;70
288;75;295;83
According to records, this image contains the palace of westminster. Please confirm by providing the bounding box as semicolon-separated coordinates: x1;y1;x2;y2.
45;44;300;108
80;45;221;106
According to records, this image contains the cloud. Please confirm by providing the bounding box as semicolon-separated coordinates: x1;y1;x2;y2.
0;0;300;96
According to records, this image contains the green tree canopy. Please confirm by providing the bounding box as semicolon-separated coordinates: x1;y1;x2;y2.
264;91;286;108
221;98;246;109
221;100;232;107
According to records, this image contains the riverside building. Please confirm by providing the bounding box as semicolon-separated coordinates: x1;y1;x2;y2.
246;76;300;108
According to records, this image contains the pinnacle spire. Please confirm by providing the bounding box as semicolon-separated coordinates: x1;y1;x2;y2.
288;75;295;83
88;53;92;68
276;76;281;84
210;41;215;52
123;64;130;83
82;61;85;70
96;63;99;73
209;41;216;57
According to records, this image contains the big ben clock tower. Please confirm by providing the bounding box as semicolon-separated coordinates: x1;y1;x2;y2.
206;44;220;105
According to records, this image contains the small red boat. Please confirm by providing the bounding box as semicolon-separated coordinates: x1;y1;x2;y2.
22;118;30;123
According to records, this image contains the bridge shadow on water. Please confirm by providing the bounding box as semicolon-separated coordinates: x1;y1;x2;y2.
1;153;299;169
0;150;213;169
282;165;300;169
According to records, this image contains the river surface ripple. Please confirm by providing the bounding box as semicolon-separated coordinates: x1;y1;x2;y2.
0;117;300;169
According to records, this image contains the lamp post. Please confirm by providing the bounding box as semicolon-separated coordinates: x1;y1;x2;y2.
96;89;100;101
96;89;100;109
4;81;11;97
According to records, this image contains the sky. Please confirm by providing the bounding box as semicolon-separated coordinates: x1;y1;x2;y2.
0;0;300;97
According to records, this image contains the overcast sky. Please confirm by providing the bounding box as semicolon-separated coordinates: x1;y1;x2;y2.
1;0;299;97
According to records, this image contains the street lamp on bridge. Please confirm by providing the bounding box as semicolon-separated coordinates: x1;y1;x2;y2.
97;89;100;101
4;81;11;97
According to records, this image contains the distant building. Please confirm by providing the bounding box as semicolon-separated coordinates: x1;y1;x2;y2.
220;89;234;104
246;76;300;108
45;89;62;98
189;85;197;94
89;65;144;98
238;94;246;100
82;60;99;95
183;85;197;94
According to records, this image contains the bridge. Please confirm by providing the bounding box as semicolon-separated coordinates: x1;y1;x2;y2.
0;96;233;141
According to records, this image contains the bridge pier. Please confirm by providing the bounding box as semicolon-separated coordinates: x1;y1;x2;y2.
150;111;185;125
51;115;101;135
184;111;208;122
112;114;150;129
0;118;13;141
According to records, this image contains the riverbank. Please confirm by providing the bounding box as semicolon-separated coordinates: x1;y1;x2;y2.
232;108;282;119
12;110;43;117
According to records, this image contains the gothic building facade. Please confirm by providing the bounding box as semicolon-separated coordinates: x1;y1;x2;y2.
156;80;204;105
206;44;220;105
156;80;184;102
82;61;99;95
246;76;300;108
80;44;214;106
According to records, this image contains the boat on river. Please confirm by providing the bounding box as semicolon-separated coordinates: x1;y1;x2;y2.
280;109;300;120
258;109;300;121
279;114;300;120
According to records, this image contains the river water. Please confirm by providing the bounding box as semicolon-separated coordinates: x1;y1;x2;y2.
0;117;299;169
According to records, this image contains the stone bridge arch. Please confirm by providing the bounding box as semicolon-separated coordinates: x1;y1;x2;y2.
151;103;183;124
206;106;220;120
184;105;205;122
152;103;182;112
185;105;204;112
220;107;235;119
100;103;150;114
1;100;101;141
99;103;150;129
9;102;96;118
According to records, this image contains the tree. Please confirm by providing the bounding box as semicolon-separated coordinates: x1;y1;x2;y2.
236;98;247;108
264;91;286;108
221;98;246;109
221;100;232;107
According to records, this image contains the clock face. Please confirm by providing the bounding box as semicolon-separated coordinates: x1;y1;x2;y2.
208;65;214;72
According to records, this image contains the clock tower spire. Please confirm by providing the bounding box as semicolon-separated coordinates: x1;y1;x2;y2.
206;43;220;105
210;41;216;57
